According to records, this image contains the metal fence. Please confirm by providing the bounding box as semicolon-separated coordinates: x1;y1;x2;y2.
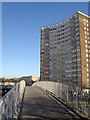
0;80;25;119
33;81;90;118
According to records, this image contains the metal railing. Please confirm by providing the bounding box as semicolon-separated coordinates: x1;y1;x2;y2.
0;80;25;119
33;81;90;118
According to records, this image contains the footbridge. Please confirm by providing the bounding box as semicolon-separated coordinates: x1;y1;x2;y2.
0;81;90;119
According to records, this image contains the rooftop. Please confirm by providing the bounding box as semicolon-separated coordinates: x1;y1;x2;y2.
41;11;90;29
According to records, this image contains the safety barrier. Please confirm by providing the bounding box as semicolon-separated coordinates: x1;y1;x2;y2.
33;81;90;118
0;80;25;119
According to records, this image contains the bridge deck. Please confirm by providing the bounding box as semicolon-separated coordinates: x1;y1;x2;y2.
20;86;80;119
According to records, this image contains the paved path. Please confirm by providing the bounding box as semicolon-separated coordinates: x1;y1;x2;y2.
0;92;2;99
20;86;81;119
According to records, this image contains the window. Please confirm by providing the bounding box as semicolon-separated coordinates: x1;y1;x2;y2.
86;54;88;57
87;78;89;82
87;32;89;35
86;59;88;62
87;28;89;31
85;31;87;34
86;49;88;52
85;40;87;43
83;19;85;21
87;73;89;77
87;68;89;72
87;24;89;27
84;27;86;30
85;45;88;48
85;36;87;39
84;23;86;26
86;20;88;23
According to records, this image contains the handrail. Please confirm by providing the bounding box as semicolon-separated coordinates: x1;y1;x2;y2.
0;86;15;104
0;80;25;119
33;81;90;118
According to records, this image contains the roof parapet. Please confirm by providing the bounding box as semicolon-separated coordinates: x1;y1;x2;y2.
78;11;90;18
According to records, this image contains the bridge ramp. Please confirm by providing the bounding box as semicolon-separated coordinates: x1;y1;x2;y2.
20;86;80;119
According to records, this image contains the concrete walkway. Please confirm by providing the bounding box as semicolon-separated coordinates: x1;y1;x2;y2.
20;86;80;119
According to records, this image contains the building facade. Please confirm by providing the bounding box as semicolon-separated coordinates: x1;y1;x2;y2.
40;11;90;88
